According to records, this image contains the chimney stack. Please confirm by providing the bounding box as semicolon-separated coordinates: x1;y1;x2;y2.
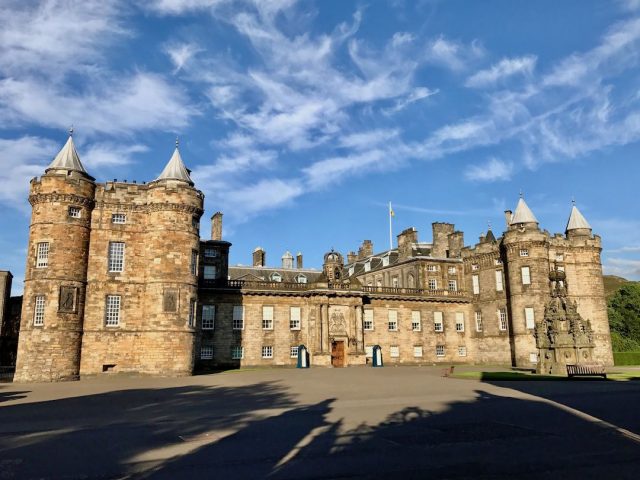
347;251;357;264
253;247;266;267
504;210;513;228
357;240;374;259
296;252;303;269
211;211;223;240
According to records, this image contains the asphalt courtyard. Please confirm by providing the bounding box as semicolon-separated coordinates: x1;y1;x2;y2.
1;366;640;479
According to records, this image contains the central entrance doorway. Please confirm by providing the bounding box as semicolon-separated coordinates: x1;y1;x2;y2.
331;340;345;367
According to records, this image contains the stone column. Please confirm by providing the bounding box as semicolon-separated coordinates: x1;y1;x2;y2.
321;304;329;352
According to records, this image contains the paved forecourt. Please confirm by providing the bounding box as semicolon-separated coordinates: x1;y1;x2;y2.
1;366;640;479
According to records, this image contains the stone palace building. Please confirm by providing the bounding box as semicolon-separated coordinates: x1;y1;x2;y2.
13;134;613;382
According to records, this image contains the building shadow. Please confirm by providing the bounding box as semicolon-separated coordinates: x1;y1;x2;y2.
480;374;640;436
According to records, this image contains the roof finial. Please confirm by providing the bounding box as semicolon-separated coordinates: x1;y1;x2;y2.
519;189;523;199
488;220;492;231
571;196;576;206
69;125;74;137
175;136;179;149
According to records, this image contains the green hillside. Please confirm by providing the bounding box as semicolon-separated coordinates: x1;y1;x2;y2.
603;275;635;299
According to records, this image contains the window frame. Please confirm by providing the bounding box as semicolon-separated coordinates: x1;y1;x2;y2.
413;345;423;358
387;309;398;331
200;345;213;360
525;307;535;329
232;305;244;330
33;295;45;326
202;305;215;330
495;270;504;292
203;265;217;280
262;345;274;359
458;346;467;357
428;278;438;290
111;213;127;224
188;299;196;327
435;345;445;357
521;266;531;285
231;346;244;360
389;345;400;358
190;250;198;276
455;312;465;332
68;206;81;218
289;306;301;330
262;305;274;330
434;311;444;332
519;249;529;257
36;242;49;268
108;242;125;273
105;295;121;327
290;346;299;358
472;274;480;295
498;308;508;331
448;279;458;292
363;309;374;331
475;311;483;332
411;310;421;332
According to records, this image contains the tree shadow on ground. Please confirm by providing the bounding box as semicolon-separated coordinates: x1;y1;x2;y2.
2;380;640;479
147;389;640;479
0;381;297;479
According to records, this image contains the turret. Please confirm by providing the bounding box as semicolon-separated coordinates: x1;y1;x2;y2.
14;131;96;382
143;140;204;375
323;250;344;283
501;194;549;368
565;203;592;238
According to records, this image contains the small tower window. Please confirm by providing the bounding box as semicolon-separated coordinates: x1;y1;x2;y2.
204;247;219;258
519;249;529;257
36;242;49;268
33;295;45;326
112;213;126;224
68;206;81;218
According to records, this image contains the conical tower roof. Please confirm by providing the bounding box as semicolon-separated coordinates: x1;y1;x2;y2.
47;133;88;175
566;204;591;231
156;142;193;184
511;197;538;224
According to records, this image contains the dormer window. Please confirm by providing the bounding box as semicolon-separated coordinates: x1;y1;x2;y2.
270;272;282;282
382;256;390;267
364;261;371;272
348;266;354;276
296;274;307;284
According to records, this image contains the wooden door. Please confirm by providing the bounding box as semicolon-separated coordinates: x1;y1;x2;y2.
331;341;345;367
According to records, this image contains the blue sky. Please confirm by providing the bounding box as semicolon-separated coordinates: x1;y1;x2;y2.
1;0;640;294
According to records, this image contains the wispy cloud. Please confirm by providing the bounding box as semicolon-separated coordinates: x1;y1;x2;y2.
425;36;484;71
465;55;537;88
165;43;203;73
464;158;513;182
0;136;57;210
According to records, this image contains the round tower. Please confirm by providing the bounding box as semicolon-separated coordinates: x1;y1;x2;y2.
502;196;550;368
143;141;204;375
14;132;96;382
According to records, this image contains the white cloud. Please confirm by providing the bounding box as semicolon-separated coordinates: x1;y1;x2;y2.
384;87;439;114
166;43;203;73
0;136;57;210
223;178;304;220
465;55;537;88
0;73;196;136
604;257;640;279
0;0;127;79
464;158;513;182
83;142;149;169
145;0;226;15
425;36;484;71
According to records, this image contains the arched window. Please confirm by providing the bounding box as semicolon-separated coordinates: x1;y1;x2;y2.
334;268;341;280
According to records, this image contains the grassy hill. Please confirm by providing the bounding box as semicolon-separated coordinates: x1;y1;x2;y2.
603;275;635;299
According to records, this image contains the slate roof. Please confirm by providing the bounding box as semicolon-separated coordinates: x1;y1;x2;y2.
229;266;322;283
157;147;193;184
566;205;592;231
511;198;538;224
47;135;88;175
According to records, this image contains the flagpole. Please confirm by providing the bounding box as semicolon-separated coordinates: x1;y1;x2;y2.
389;201;393;250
